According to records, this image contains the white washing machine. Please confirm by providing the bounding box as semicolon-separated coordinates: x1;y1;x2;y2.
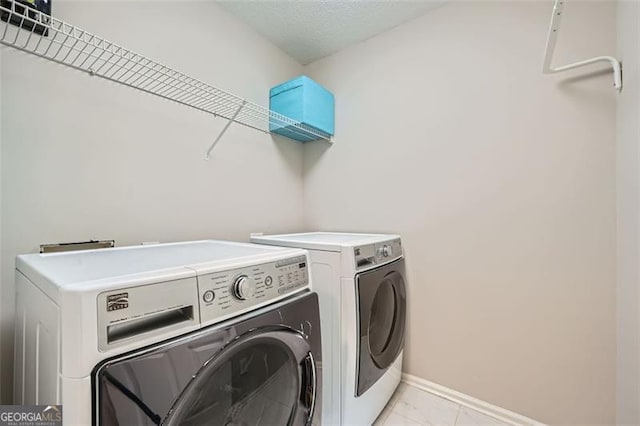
251;232;406;425
14;240;322;425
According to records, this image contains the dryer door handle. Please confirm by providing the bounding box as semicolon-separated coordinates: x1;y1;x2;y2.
299;351;318;426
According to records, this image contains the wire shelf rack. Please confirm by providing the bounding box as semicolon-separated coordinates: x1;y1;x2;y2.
0;0;333;156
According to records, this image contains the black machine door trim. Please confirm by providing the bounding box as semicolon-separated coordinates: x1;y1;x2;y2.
355;258;407;396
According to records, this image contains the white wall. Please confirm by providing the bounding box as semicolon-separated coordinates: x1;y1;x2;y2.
0;1;304;402
616;1;640;423
303;1;616;423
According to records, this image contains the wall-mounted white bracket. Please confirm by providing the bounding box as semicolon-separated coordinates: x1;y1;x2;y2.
204;100;246;160
543;0;622;92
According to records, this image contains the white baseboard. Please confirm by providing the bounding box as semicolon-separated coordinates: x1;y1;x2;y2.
401;373;546;426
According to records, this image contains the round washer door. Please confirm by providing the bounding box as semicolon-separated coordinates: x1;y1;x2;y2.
356;258;406;396
165;327;317;426
94;292;321;426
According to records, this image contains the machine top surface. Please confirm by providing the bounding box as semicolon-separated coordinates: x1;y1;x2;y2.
251;232;400;252
16;240;305;290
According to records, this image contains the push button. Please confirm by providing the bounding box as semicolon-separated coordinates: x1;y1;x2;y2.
203;290;215;303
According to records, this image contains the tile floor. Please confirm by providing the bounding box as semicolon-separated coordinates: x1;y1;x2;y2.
374;383;512;426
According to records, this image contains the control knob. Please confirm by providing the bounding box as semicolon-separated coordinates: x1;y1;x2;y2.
379;245;393;258
233;275;256;300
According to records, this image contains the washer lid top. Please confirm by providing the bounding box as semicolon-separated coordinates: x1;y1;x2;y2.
16;240;304;296
251;232;400;252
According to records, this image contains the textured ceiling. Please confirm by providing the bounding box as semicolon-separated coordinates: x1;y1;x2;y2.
218;1;446;65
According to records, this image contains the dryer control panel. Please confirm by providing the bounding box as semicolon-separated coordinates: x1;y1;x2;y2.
197;255;309;324
354;238;403;271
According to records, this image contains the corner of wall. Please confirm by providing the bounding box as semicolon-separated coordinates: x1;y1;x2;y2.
616;0;640;423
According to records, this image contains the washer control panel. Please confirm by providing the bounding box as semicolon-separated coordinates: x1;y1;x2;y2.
354;239;402;271
197;255;308;324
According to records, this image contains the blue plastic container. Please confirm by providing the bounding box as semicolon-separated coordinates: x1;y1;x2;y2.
269;75;335;142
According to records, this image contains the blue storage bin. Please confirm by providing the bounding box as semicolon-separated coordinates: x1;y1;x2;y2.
269;75;334;142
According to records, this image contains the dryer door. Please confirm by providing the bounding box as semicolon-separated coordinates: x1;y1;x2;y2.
356;258;407;396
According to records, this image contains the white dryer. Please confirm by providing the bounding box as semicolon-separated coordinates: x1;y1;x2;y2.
251;232;407;425
14;240;322;425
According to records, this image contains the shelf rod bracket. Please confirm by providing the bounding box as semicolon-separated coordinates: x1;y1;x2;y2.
204;100;247;160
542;0;622;92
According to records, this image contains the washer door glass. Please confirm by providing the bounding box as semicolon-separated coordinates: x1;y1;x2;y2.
165;328;316;426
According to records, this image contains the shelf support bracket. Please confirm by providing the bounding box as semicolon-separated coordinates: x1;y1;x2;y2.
204;100;247;160
543;0;622;92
